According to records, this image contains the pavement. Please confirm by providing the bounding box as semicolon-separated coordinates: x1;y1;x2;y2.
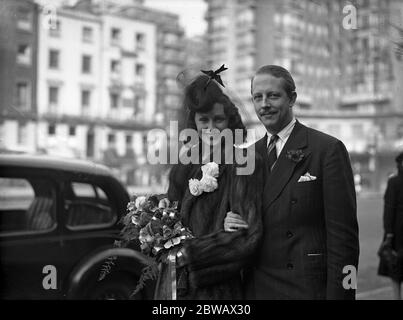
357;286;395;300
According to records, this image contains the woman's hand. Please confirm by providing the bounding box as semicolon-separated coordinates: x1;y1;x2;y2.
224;211;249;232
176;247;188;267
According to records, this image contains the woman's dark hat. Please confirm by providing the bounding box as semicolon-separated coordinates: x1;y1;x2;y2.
201;64;228;89
183;65;228;113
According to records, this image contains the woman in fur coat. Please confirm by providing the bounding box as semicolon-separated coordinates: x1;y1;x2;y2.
154;73;264;300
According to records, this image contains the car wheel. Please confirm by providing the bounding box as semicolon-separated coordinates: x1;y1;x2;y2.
87;274;143;300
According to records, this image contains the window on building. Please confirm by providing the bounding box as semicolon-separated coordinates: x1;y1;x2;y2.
49;20;61;37
142;134;147;154
125;134;132;145
17;122;28;145
164;95;179;107
82;26;93;42
135;63;145;77
69;126;76;136
48;124;56;135
82;55;92;74
48;86;59;110
17;8;32;30
125;134;134;157
134;96;144;114
16;82;29;110
237;9;254;26
274;13;282;25
111;28;121;45
110;93;119;109
81;90;90;108
165;49;177;61
17;44;31;65
136;33;146;51
362;14;369;28
165;33;178;45
49;49;59;69
165;78;177;90
107;133;116;144
212;16;229;30
111;60;120;73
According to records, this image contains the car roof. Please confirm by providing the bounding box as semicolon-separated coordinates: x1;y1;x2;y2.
0;154;113;177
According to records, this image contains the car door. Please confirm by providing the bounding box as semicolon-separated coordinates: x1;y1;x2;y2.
0;168;63;299
55;175;121;294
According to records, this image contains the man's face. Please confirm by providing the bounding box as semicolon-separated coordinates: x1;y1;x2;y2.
251;74;296;134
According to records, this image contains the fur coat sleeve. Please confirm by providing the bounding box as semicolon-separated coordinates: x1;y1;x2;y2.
183;151;264;288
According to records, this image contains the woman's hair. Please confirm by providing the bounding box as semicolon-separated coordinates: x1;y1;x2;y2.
183;74;246;139
167;74;247;202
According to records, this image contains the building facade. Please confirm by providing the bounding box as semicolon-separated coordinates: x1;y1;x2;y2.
1;0;185;189
205;0;403;191
0;0;39;153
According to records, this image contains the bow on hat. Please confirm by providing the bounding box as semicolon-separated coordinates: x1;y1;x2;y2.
201;64;228;89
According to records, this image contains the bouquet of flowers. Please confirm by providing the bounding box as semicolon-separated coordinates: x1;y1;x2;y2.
99;194;193;298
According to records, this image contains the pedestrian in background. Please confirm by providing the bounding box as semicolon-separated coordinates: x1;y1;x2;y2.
378;152;403;300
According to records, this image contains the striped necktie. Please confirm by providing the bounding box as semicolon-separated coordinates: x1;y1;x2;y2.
267;134;279;171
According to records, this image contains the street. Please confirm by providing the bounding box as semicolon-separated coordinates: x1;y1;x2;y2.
356;193;394;299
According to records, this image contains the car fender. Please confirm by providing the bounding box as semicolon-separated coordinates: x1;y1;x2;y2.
66;247;154;299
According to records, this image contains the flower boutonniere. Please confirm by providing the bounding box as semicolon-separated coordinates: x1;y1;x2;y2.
286;149;305;163
189;162;219;196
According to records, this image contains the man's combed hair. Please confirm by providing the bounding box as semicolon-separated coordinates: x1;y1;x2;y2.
252;65;296;98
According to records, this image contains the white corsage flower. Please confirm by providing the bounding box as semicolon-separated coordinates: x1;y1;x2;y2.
201;162;219;178
188;162;219;196
135;196;147;209
189;178;203;196
199;175;218;192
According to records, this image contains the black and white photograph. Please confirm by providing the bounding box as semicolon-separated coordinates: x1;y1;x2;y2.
0;0;403;303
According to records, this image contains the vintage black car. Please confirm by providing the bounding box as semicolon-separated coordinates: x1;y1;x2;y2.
0;154;154;299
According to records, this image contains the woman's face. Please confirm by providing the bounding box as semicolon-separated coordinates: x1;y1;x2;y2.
194;102;229;146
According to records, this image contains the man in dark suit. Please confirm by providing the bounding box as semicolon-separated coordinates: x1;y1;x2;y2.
224;65;360;299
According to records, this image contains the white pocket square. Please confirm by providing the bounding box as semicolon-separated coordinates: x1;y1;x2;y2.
298;172;317;182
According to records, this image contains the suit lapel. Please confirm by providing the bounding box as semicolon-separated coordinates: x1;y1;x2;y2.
255;134;268;160
263;121;309;210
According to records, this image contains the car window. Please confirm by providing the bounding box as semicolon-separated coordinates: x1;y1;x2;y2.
72;182;96;197
65;181;116;229
96;186;107;200
0;177;56;235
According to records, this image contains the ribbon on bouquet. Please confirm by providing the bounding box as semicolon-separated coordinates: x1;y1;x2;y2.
168;250;178;300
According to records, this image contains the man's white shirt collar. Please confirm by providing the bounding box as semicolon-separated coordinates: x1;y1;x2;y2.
266;117;297;147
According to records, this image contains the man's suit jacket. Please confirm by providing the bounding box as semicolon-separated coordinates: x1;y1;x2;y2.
245;121;360;300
